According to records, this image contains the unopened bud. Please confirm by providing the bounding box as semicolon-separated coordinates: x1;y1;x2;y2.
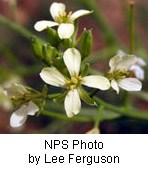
47;27;61;47
80;29;93;59
31;36;43;60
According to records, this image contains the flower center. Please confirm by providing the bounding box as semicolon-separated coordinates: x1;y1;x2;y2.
106;69;130;81
66;75;83;90
55;11;73;24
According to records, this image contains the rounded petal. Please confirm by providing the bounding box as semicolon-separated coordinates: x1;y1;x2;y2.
58;23;74;39
63;48;81;76
109;55;136;71
136;57;146;66
111;79;119;94
27;101;39;116
50;2;66;21
64;89;81;117
40;67;66;87
130;65;144;80
118;78;142;91
70;10;92;21
10;105;28;127
82;76;110;90
34;20;59;32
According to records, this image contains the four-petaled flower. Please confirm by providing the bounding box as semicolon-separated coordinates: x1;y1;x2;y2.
107;54;142;94
34;2;92;39
40;48;110;117
117;50;146;80
4;83;39;127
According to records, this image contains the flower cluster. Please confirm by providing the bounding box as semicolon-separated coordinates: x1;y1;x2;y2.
3;2;146;128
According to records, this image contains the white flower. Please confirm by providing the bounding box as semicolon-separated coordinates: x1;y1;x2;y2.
10;100;39;127
0;75;23;111
4;83;40;127
40;48;110;117
4;83;28;99
117;50;146;80
34;2;92;39
0;86;12;110
108;54;142;94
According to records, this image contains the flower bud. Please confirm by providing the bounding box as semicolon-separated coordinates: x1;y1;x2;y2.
47;27;61;47
81;63;90;77
31;36;43;60
42;44;53;65
79;29;93;59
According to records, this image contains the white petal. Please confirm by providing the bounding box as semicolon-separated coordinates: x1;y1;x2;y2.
4;83;27;98
117;50;125;57
70;10;92;21
109;55;122;71
64;89;81;117
10;105;28;127
82;76;110;90
34;20;59;32
109;55;136;71
58;23;74;39
50;2;66;21
136;57;146;66
27;101;39;116
118;78;142;91
40;67;66;87
111;79;119;94
63;48;81;77
130;65;144;80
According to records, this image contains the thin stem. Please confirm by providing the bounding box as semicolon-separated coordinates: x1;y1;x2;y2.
94;105;104;128
0;15;44;42
42;110;93;123
8;0;18;22
93;97;148;120
122;91;129;107
45;93;148;120
129;1;135;54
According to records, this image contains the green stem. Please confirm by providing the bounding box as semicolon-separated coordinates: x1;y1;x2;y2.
45;93;148;120
0;15;44;42
42;110;93;123
8;0;18;22
93;97;148;120
122;91;129;107
94;105;104;128
129;1;135;54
